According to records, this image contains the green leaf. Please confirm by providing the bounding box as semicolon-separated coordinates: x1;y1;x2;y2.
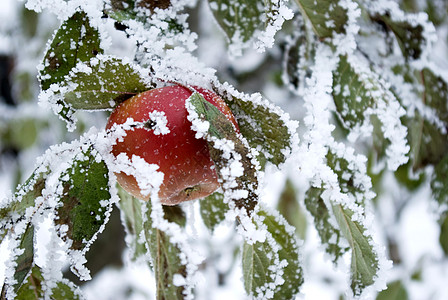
326;150;368;206
117;189;147;260
305;146;380;295
406;68;448;170
15;266;81;300
242;208;303;299
376;280;408;300
200;192;229;232
333;55;376;129
208;0;281;43
370;12;425;60
421;68;448;122
332;203;379;296
107;0;137;21
143;202;187;300
295;0;348;38
277;180;307;239
162;205;186;228
61;56;151;110
227;94;294;168
55;148;111;251
107;0;171;21
394;162;425;191
188;92;258;215
283;19;315;90
12;224;35;294
0;170;46;243
431;153;448;208
242;240;276;297
39;11;103;91
439;213;448;256
305;187;348;261
408;112;448;170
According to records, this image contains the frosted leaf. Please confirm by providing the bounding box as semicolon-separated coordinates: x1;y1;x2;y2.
431;154;448;210
295;0;348;38
407;68;448;170
0;170;47;243
332;54;409;171
186;92;259;215
54;147;112;252
15;265;82;300
365;0;436;61
2;224;35;298
117;189;147;261
39;10;103;92
282;16;317;94
215;83;299;169
208;0;292;54
199;191;229;232
53;55;151;110
332;203;380;296
142;200;199;300
297;44;389;296
305;188;349;262
242;206;303;299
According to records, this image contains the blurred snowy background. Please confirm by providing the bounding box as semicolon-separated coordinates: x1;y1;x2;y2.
1;0;448;299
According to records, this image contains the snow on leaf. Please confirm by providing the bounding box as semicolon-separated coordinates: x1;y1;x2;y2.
431;153;448;209
242;207;303;299
295;0;348;38
332;203;379;296
39;10;103;91
2;224;35;296
117;188;147;261
332;54;409;171
0;170;46;243
14;265;81;300
143;201;187;300
407;68;448;171
55;147;111;252
305;187;348;262
107;0;138;22
333;55;375;129
208;0;292;53
369;9;426;60
282;17;316;93
60;55;152;110
223;90;297;169
208;0;261;43
107;0;172;23
408;112;448;171
200;192;229;232
421;68;448;123
187;92;259;215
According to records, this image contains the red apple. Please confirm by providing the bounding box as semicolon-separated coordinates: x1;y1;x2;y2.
106;85;239;205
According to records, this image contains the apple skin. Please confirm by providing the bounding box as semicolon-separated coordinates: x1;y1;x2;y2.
106;85;239;205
